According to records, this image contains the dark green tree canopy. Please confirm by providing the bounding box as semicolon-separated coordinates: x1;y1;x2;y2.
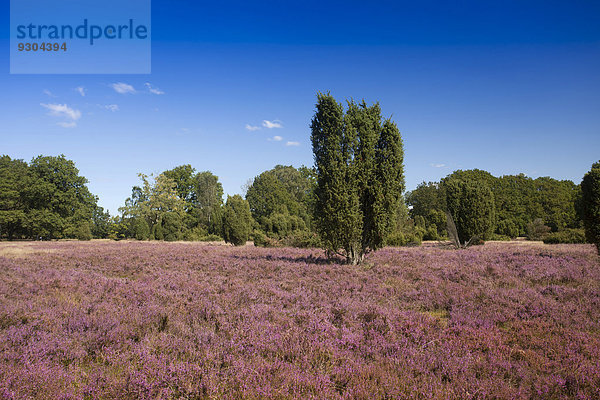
222;195;253;246
408;169;580;238
119;166;225;241
580;161;600;254
0;156;28;239
245;165;313;239
444;177;496;244
311;93;404;264
0;154;99;240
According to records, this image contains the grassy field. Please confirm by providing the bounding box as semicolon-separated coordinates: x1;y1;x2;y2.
1;241;599;399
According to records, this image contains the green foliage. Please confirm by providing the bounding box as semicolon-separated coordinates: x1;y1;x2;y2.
108;216;128;241
161;212;184;241
152;222;164;241
120;173;188;241
183;226;221;241
222;195;253;246
543;228;587;244
407;170;580;238
75;222;92;241
0;156;28;239
527;218;551;241
533;177;579;232
252;230;275;247
280;231;322;248
580;161;600;254
191;171;224;235
148;166;224;238
120;167;225;241
131;217;150;240
311;93;404;264
246;165;313;240
91;206;111;239
407;182;444;218
0;154;98;240
489;233;512;241
497;219;519;239
443;178;496;244
386;230;422;247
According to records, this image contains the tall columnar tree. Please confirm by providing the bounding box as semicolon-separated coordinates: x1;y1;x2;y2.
311;93;404;264
222;195;253;246
443;178;496;244
581;161;600;254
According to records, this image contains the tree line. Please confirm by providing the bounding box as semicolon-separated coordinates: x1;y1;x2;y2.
1;93;598;259
406;169;582;242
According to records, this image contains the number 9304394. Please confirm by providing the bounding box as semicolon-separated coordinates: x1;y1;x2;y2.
18;42;67;52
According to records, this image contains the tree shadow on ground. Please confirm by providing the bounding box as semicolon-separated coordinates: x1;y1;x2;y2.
231;252;345;265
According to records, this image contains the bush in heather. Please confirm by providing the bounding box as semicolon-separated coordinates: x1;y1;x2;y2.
580;161;600;254
497;218;519;238
131;217;150;240
162;212;185;241
222;195;253;246
489;233;511;241
543;228;586;244
527;217;551;240
444;178;496;244
75;222;92;241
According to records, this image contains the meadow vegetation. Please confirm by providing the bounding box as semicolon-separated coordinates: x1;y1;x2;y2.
0;241;599;399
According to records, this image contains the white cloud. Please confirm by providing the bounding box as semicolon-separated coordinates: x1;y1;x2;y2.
245;124;260;131
43;89;56;97
41;103;81;121
285;141;300;146
104;104;119;112
430;163;446;168
111;82;136;94
57;121;77;128
268;135;283;142
263;120;283;129
76;87;86;97
145;83;165;95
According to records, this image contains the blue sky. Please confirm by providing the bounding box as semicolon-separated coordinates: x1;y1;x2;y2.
1;1;599;215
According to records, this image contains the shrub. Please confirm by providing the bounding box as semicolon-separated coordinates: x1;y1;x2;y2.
75;222;92;241
489;233;511;241
444;178;496;243
223;195;253;246
162;213;185;241
281;231;321;248
497;219;519;239
422;226;438;241
184;226;223;242
131;218;150;240
543;228;587;244
527;218;551;241
198;234;222;242
386;231;405;246
252;230;273;247
385;231;422;247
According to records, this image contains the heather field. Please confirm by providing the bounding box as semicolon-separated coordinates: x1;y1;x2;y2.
1;241;599;399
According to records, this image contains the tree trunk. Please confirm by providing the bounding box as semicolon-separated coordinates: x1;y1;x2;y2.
346;244;364;265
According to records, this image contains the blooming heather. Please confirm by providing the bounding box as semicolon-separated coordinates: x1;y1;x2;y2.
0;241;599;399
